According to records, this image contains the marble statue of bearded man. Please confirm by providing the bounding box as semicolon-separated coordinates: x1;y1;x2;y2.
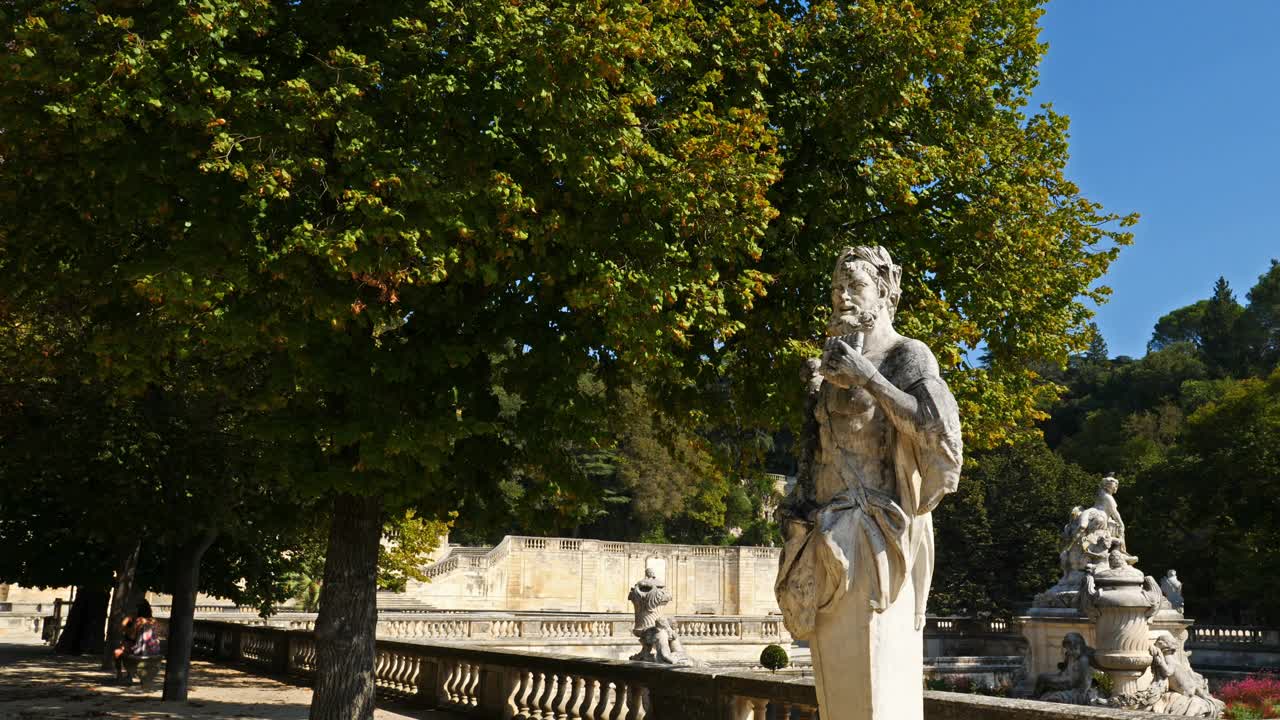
776;246;963;720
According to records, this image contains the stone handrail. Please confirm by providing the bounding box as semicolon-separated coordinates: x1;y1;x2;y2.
181;619;1186;720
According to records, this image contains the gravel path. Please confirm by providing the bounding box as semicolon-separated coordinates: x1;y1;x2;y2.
0;638;463;719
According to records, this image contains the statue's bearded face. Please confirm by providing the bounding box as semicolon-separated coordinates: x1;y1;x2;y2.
830;262;883;335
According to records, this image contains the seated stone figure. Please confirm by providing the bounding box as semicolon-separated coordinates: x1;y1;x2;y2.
1144;634;1224;718
1034;632;1100;706
632;617;694;666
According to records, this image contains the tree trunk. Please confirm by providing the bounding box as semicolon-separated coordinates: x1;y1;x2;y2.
310;493;382;720
54;586;108;655
102;538;143;672
162;530;217;702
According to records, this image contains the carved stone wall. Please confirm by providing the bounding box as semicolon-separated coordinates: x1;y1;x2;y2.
400;536;783;616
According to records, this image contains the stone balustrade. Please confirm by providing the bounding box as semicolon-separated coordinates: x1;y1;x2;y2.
155;610;787;648
1187;624;1280;646
180;619;1186;720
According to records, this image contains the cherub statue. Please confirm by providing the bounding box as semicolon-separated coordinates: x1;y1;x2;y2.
1144;633;1224;717
1034;632;1099;706
629;568;690;664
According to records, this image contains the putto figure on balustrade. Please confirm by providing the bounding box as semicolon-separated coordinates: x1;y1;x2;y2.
628;568;693;666
776;245;963;720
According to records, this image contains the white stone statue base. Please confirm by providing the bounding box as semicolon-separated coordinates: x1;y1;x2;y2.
811;572;923;720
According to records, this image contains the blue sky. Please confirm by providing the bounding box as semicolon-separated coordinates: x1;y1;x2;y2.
1033;1;1280;358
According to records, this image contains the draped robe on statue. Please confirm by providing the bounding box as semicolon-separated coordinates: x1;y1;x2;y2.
776;338;963;720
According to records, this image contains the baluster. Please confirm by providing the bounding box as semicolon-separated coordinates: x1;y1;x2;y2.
517;670;537;719
381;653;396;691
403;654;417;694
442;660;459;703
390;653;402;691
460;662;473;704
467;663;482;706
438;660;452;702
569;676;587;720
453;660;467;703
614;683;630;720
630;686;648;720
504;669;525;720
541;674;560;719
406;655;421;696
373;652;386;689
752;698;769;720
555;674;573;720
600;681;617;720
391;653;406;692
462;662;475;704
583;679;602;720
529;672;548;719
452;661;465;703
777;701;793;720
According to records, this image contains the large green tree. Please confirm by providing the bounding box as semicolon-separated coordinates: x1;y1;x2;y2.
2;1;780;715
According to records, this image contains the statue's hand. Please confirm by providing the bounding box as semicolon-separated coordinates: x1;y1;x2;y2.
822;338;876;388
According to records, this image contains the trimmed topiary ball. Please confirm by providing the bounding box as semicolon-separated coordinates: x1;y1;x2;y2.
760;644;790;673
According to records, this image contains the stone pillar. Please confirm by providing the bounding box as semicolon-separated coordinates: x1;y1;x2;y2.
579;540;601;612
675;553;693;615
731;548;752;616
506;544;524;608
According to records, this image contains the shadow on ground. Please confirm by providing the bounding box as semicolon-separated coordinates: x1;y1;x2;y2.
0;638;460;719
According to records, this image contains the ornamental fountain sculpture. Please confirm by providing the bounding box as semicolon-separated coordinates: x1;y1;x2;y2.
776;246;964;720
1019;475;1223;717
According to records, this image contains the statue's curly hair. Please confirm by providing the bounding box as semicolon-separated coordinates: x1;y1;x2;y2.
832;246;903;319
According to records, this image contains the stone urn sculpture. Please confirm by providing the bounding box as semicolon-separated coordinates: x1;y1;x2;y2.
1078;552;1161;703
